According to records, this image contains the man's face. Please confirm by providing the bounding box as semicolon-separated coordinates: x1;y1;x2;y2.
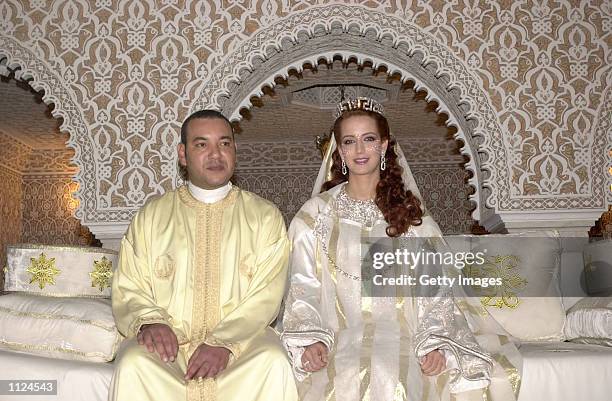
177;118;236;190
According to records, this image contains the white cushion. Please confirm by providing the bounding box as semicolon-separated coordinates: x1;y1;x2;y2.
564;297;612;346
0;349;114;401
0;293;122;362
5;244;117;298
467;231;565;341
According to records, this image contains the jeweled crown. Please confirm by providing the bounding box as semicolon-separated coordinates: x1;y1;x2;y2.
334;97;385;119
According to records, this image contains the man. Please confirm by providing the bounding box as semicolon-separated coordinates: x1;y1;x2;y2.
110;110;297;401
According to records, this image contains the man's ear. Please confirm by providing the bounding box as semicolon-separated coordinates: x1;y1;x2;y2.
177;143;187;167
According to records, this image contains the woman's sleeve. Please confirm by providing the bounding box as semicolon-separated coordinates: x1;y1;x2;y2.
411;238;493;393
281;212;334;381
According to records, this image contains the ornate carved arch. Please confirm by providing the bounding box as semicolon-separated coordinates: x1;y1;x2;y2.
192;5;506;224
0;35;95;224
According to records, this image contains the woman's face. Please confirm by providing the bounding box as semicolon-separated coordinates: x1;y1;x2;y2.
338;115;388;177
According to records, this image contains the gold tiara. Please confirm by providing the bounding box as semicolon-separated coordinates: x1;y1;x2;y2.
334;97;385;119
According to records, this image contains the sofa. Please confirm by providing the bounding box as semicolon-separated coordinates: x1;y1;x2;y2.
0;236;611;401
511;237;612;401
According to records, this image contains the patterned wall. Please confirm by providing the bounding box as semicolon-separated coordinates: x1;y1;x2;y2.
191;2;610;217
233;139;473;234
19;146;94;246
0;78;67;149
233;141;322;227
21;174;96;245
24;148;78;174
0;1;609;235
0;131;96;288
0;131;31;171
412;165;474;234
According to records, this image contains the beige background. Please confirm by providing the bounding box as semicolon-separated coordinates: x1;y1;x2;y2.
0;1;609;254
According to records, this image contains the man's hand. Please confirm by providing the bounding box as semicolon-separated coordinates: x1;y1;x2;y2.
137;323;178;363
185;344;230;380
420;350;446;376
301;342;328;372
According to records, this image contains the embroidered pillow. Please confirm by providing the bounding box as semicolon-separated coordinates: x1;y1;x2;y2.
565;297;612;346
0;293;122;362
4;244;117;298
465;231;565;341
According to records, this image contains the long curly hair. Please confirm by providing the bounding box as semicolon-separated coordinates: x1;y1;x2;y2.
321;110;423;237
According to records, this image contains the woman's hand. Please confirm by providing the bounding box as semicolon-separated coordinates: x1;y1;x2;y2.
301;342;328;372
420;350;446;376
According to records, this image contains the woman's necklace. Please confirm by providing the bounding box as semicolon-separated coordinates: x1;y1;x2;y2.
316;187;385;281
335;187;383;229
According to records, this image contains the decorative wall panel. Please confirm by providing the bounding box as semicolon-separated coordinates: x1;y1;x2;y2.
0;1;608;235
24;148;77;174
233;140;473;233
0;133;96;274
236;166;473;234
20;174;94;246
0;131;31;172
412;165;473;234
0;79;67;149
234;170;319;225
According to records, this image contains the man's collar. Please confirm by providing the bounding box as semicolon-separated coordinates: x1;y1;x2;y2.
188;181;232;204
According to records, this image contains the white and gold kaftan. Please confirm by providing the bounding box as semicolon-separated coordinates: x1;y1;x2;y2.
110;185;297;401
281;183;521;401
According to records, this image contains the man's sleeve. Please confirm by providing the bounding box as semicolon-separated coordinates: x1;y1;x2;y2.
111;216;172;338
202;207;290;358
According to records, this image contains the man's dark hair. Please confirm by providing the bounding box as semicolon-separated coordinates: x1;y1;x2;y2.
180;109;233;144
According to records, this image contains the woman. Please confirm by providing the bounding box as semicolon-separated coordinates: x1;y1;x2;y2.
281;98;521;401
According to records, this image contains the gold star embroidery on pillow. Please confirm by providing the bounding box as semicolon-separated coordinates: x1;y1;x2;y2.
27;253;61;289
90;256;113;292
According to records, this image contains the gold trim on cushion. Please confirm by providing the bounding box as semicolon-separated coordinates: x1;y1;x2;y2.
0;294;123;362
0;306;116;331
0;334;122;362
9;243;117;255
5;290;108;299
